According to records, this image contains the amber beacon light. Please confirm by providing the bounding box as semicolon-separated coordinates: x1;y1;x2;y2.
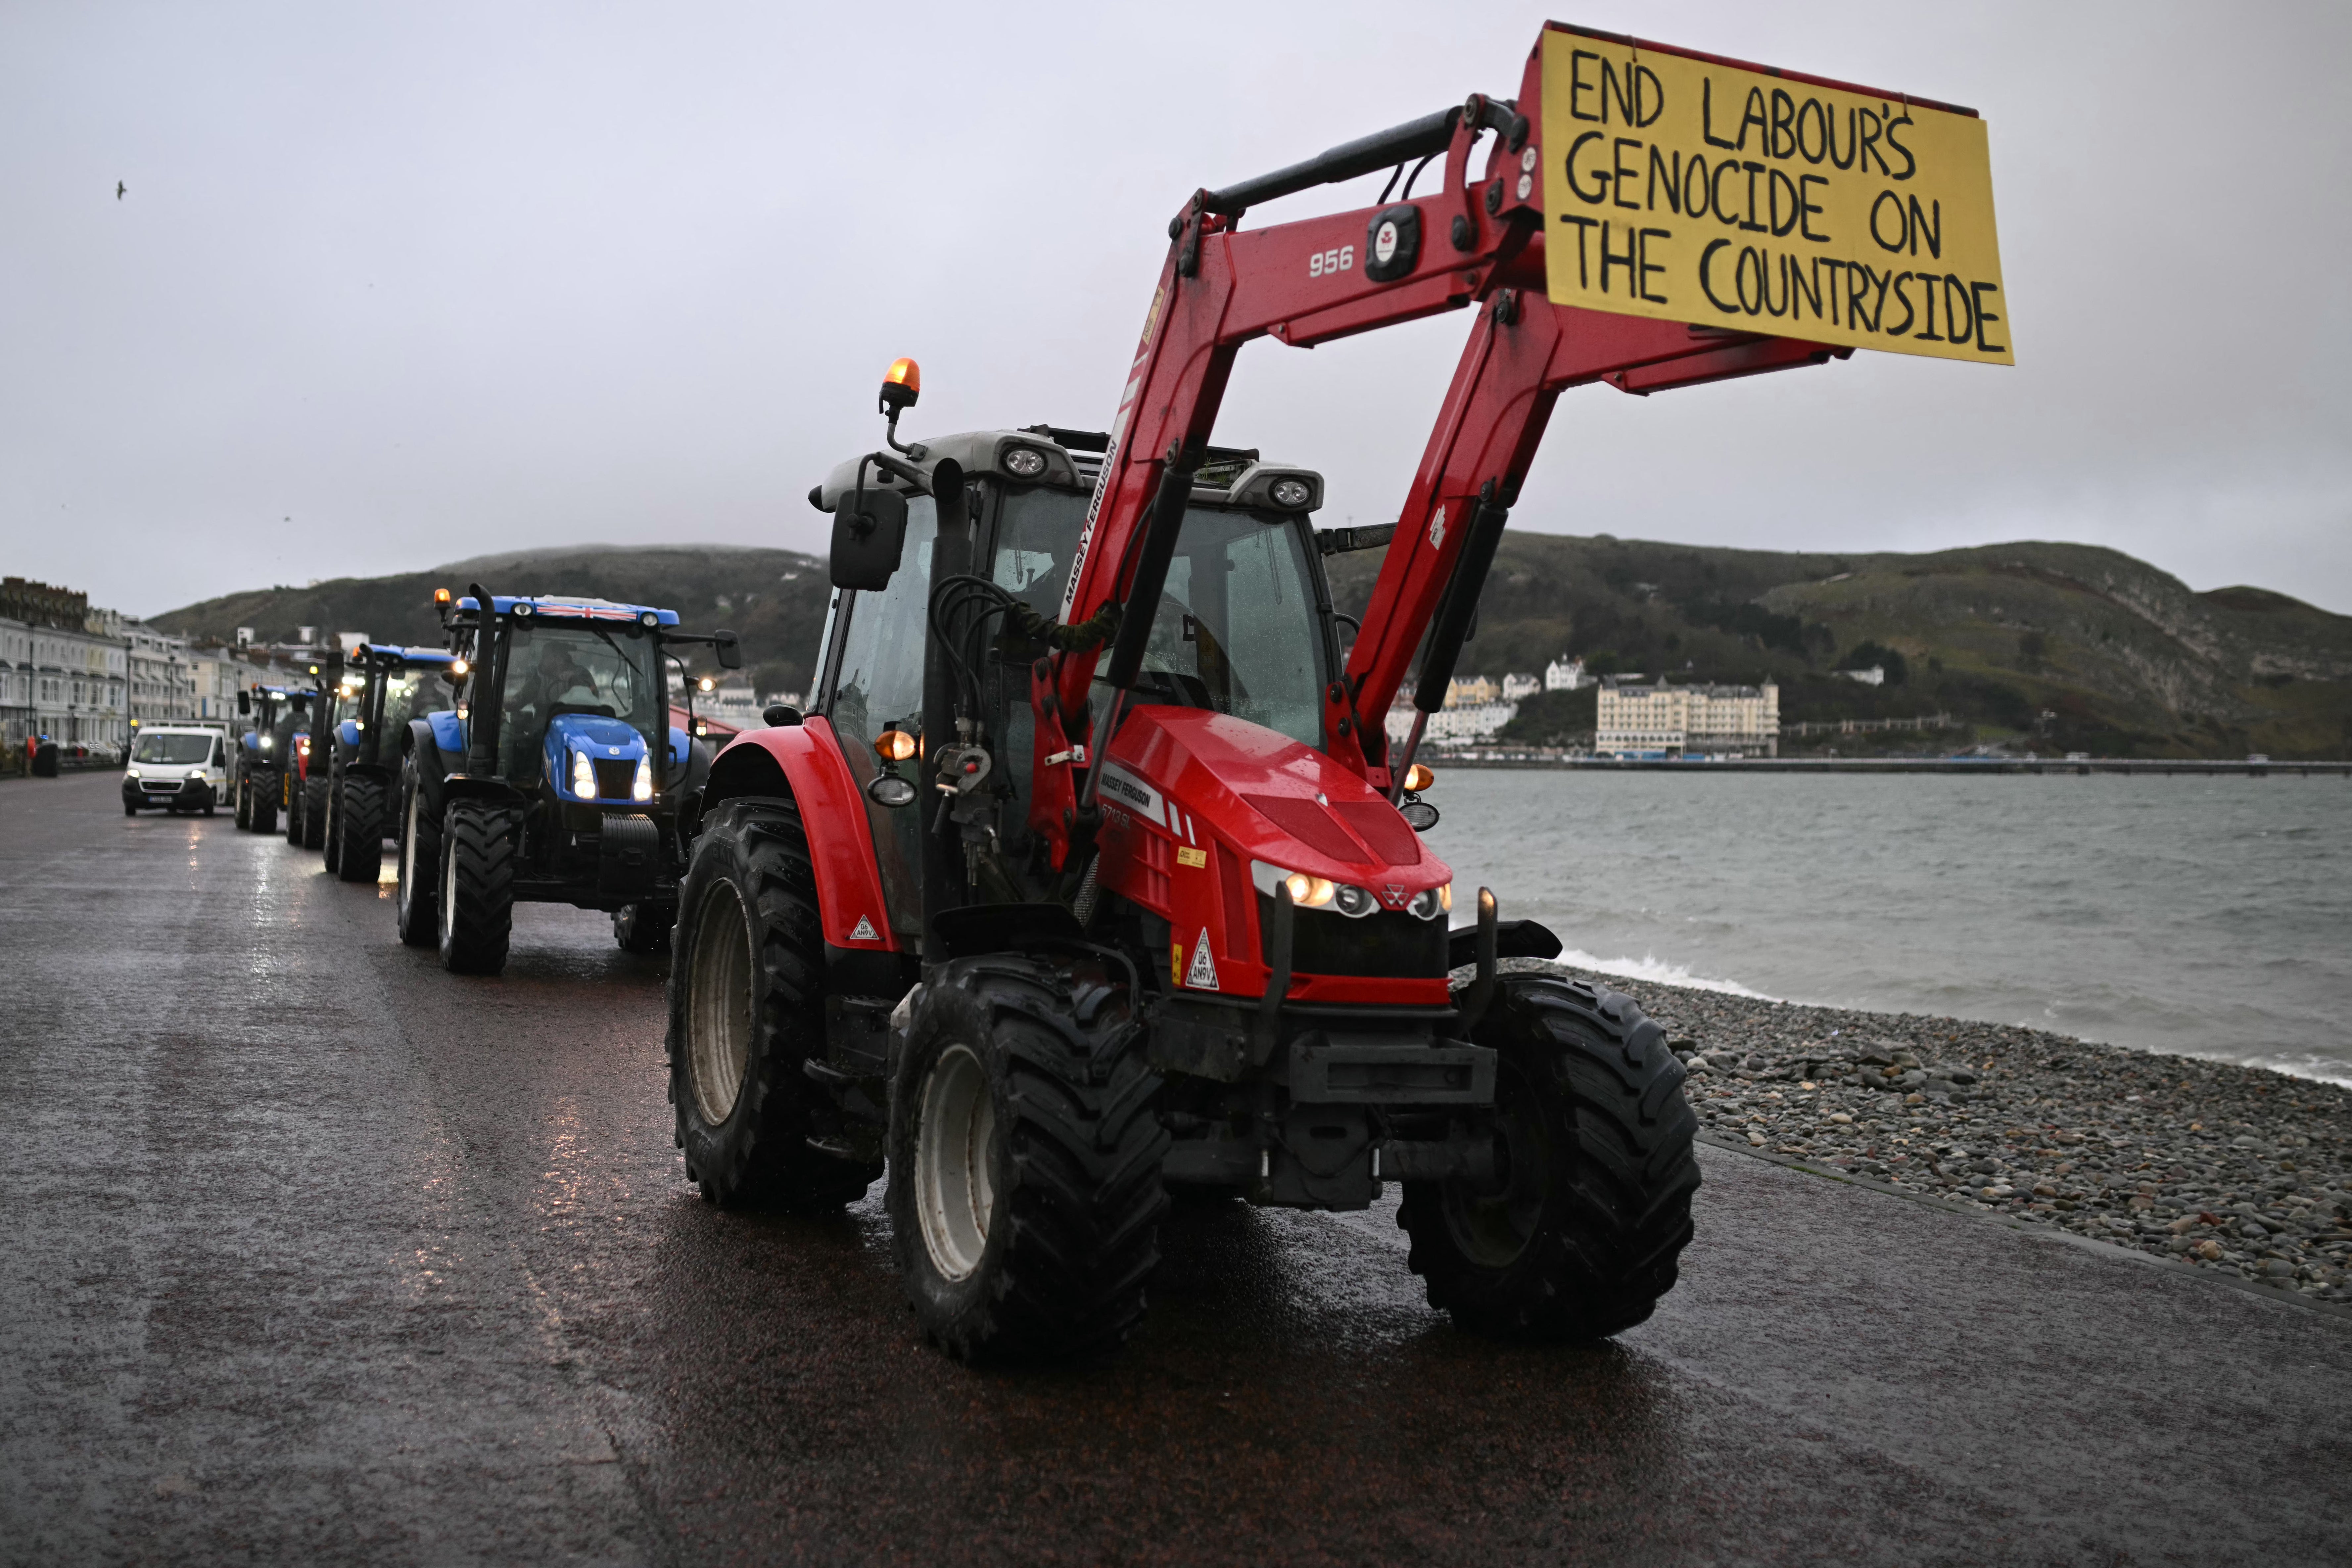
879;356;920;415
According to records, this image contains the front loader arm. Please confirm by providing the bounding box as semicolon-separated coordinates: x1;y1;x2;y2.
1047;92;1538;733
1337;291;1849;784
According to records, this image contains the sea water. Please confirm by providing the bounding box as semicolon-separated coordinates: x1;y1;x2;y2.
1426;771;2352;1086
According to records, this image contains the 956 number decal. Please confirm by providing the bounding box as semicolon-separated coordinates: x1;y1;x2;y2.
1309;245;1355;278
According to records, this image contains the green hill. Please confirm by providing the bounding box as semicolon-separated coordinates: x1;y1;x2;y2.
157;535;2352;760
1322;535;2352;760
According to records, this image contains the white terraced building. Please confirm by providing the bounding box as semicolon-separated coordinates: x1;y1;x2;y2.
1595;677;1779;759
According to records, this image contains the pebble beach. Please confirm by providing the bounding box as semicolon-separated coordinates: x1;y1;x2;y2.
1505;960;2352;1306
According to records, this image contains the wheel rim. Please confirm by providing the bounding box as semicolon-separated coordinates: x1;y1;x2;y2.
915;1043;996;1282
1439;1059;1551;1269
684;880;754;1126
400;787;418;900
439;828;457;939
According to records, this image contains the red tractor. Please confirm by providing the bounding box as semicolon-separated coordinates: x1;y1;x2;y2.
666;26;1973;1359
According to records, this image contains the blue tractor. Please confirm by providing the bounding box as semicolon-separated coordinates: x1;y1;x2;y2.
393;585;740;974
230;684;307;835
322;642;461;883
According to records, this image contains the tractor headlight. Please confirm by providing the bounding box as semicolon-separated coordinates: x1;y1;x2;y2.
632;755;653;802
1002;445;1048;479
572;750;597;800
260;736;273;751
1281;872;1334;908
1275;873;1378;918
1269;476;1314;510
1407;886;1449;921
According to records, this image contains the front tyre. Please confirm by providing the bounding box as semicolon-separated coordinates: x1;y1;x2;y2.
886;954;1168;1363
437;799;518;975
233;774;253;830
336;776;387;883
666;800;877;1211
1400;975;1699;1341
394;766;440;946
250;774;277;835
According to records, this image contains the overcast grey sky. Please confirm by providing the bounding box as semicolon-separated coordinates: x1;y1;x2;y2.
3;1;2348;617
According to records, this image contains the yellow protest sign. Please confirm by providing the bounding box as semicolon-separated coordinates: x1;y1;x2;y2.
1538;26;2012;364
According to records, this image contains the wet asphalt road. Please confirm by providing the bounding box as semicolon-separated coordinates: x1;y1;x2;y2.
4;773;2349;1567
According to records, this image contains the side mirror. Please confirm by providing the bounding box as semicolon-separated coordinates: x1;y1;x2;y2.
236;691;251;716
712;629;742;671
830;485;908;591
762;703;802;728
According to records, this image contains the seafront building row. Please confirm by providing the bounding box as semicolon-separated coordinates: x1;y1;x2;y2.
0;575;285;753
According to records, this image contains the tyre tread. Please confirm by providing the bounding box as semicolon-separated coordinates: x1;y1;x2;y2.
1400;973;1699;1341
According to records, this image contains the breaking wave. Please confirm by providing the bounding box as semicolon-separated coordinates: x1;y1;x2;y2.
1552;948;1782;1001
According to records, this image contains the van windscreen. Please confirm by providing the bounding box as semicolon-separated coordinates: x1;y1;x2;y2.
132;734;212;765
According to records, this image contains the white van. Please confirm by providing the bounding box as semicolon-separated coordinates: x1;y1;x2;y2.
122;725;230;816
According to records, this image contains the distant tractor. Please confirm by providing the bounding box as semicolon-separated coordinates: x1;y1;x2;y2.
230;685;305;834
283;657;341;852
322;642;460;883
394;586;739;974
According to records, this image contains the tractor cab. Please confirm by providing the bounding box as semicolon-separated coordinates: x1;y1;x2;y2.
393;589;742;972
803;425;1369;950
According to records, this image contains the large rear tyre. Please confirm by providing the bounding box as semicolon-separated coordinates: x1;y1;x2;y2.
887;953;1169;1363
437;800;518;975
1399;974;1699;1341
300;776;329;850
336;776;387;883
284;775;303;844
394;767;440;946
666;800;878;1211
613;902;672;954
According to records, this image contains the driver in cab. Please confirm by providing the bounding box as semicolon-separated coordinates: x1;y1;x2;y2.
531;644;599;714
502;641;603;778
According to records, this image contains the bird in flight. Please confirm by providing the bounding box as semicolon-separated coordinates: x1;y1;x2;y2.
116;182;125;200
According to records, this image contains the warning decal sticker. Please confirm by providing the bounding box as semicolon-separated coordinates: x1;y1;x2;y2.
849;915;880;942
1184;929;1220;991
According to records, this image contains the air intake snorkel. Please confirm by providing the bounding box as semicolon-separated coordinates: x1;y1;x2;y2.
463;583;505;778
